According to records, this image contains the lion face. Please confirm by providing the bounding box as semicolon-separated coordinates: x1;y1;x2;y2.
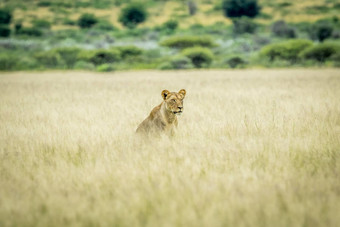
161;89;186;115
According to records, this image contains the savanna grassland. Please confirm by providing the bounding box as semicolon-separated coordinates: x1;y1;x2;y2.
9;0;340;29
0;69;340;227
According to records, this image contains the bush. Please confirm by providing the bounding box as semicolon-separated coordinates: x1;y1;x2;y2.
227;56;247;68
53;47;81;68
16;27;43;36
73;61;95;70
162;19;178;31
170;56;194;69
14;23;22;32
232;17;257;34
330;52;340;67
309;19;335;42
96;63;115;72
0;25;10;37
182;47;214;68
260;39;313;63
78;49;121;65
158;62;173;70
37;1;52;7
314;23;333;42
116;46;143;59
160;36;216;49
0;54;18;70
77;13;98;29
119;3;147;28
32;19;51;29
222;0;261;18
15;57;39;70
271;20;296;38
159;56;194;70
0;8;12;24
300;43;340;62
34;51;64;68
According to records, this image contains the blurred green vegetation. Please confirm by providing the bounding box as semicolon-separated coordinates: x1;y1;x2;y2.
0;0;340;71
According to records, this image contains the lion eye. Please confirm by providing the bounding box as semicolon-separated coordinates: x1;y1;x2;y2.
172;99;176;102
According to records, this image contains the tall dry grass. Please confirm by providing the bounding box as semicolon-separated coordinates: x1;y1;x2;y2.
0;69;340;227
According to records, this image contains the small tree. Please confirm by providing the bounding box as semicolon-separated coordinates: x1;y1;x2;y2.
301;43;340;62
77;13;98;29
222;0;260;18
315;23;333;42
271;20;296;38
227;56;246;68
0;8;12;24
0;25;10;37
182;47;214;68
119;3;147;28
309;19;336;42
232;17;257;34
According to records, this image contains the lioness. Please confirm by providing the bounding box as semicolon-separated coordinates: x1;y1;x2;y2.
136;89;186;135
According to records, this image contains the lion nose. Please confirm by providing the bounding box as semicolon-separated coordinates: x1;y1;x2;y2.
178;107;183;110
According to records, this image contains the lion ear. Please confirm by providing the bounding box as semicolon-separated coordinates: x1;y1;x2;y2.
179;89;186;99
161;90;170;100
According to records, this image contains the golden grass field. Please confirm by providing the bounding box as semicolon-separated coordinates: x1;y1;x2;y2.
0;69;340;227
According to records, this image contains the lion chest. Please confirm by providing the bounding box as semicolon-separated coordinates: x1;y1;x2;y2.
152;114;176;131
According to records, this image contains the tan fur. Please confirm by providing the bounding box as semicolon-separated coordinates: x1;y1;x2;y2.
136;89;186;135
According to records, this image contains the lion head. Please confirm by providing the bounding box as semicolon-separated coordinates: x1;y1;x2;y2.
161;89;186;115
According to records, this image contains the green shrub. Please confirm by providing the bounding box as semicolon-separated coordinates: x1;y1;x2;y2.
271;20;296;38
222;0;261;18
330;52;340;67
309;19;336;42
0;8;12;24
78;49;121;65
170;56;194;69
116;45;143;59
159;56;194;70
16;27;43;36
260;39;313;63
14;22;22;33
119;3;147;28
52;47;81;68
0;54;18;70
73;61;95;70
32;19;51;29
160;36;216;49
227;56;247;68
314;23;333;42
37;1;52;7
16;57;39;70
74;1;91;8
162;19;178;32
34;51;64;68
158;62;173;70
77;13;98;29
0;25;10;37
300;43;340;62
232;17;257;34
182;47;214;68
96;63;115;72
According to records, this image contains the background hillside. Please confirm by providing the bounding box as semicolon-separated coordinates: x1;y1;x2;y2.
0;0;340;71
4;0;340;29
